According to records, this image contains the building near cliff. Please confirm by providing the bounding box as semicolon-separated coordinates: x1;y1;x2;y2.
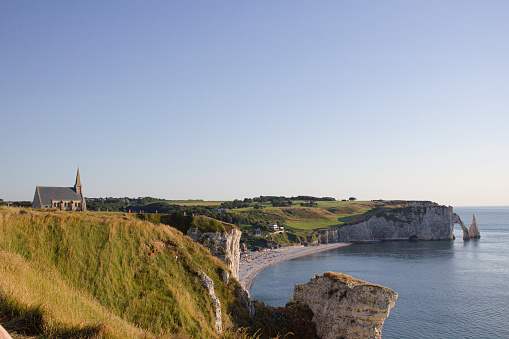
32;168;86;211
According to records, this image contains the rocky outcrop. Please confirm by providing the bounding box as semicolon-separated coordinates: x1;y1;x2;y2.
199;272;222;333
324;204;469;242
221;270;230;285
187;224;241;278
469;214;481;239
292;272;398;339
235;284;255;317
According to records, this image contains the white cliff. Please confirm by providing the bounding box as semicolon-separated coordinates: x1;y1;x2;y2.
187;223;241;278
292;272;398;339
325;204;471;242
199;272;222;333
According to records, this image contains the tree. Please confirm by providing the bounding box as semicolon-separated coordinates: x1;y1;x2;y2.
349;197;357;201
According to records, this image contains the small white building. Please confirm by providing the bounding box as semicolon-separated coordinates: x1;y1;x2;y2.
253;229;262;237
269;224;279;231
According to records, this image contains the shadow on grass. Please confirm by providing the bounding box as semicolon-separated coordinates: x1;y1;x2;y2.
0;294;103;338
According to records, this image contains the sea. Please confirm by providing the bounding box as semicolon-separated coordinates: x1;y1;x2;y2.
249;207;509;339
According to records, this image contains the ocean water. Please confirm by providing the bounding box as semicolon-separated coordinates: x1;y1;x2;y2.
250;207;509;339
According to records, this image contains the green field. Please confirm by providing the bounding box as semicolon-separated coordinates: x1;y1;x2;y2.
231;201;378;230
282;202;374;229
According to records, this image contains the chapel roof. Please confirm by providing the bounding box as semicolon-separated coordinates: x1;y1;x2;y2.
36;186;83;206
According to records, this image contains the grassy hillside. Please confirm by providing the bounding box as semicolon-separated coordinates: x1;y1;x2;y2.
0;207;251;338
249;201;374;230
231;201;379;239
230;200;438;248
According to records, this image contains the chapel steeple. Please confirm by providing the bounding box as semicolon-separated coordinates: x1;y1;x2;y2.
75;167;82;195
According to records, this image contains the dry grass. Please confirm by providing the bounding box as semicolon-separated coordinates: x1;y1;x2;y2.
323;271;387;289
0;251;148;338
0;207;253;338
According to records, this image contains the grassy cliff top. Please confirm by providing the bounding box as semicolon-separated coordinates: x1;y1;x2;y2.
233;200;436;232
0;207;249;338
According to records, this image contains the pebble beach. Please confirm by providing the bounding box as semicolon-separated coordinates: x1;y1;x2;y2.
238;242;351;290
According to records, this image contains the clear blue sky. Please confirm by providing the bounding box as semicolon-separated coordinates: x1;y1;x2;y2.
1;1;508;206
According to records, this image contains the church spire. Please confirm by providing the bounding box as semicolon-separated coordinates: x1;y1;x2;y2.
75;167;82;195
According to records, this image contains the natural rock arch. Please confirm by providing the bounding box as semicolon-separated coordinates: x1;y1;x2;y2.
452;213;470;240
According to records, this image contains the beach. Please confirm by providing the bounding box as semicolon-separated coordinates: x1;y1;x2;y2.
238;242;351;290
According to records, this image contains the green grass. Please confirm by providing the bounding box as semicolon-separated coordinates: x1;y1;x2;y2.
239;202;377;231
0;207;252;338
287;217;342;230
0;251;146;338
287;209;371;230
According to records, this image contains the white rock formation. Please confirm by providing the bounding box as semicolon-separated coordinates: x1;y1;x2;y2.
187;224;241;278
292;272;398;339
469;214;481;239
452;213;470;240
325;204;469;242
199;272;222;333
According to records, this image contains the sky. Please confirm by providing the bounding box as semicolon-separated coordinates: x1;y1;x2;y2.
1;1;508;206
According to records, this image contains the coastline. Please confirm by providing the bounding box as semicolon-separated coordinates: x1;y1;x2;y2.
238;242;351;290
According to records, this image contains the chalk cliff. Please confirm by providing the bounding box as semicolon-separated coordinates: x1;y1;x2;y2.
187;224;242;278
292;272;397;339
199;272;223;333
469;214;481;239
324;204;470;242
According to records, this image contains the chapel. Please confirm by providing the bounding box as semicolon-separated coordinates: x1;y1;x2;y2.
32;168;86;211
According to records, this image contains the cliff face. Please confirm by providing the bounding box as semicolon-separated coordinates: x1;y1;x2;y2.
187;225;242;278
292;272;397;339
326;205;467;242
